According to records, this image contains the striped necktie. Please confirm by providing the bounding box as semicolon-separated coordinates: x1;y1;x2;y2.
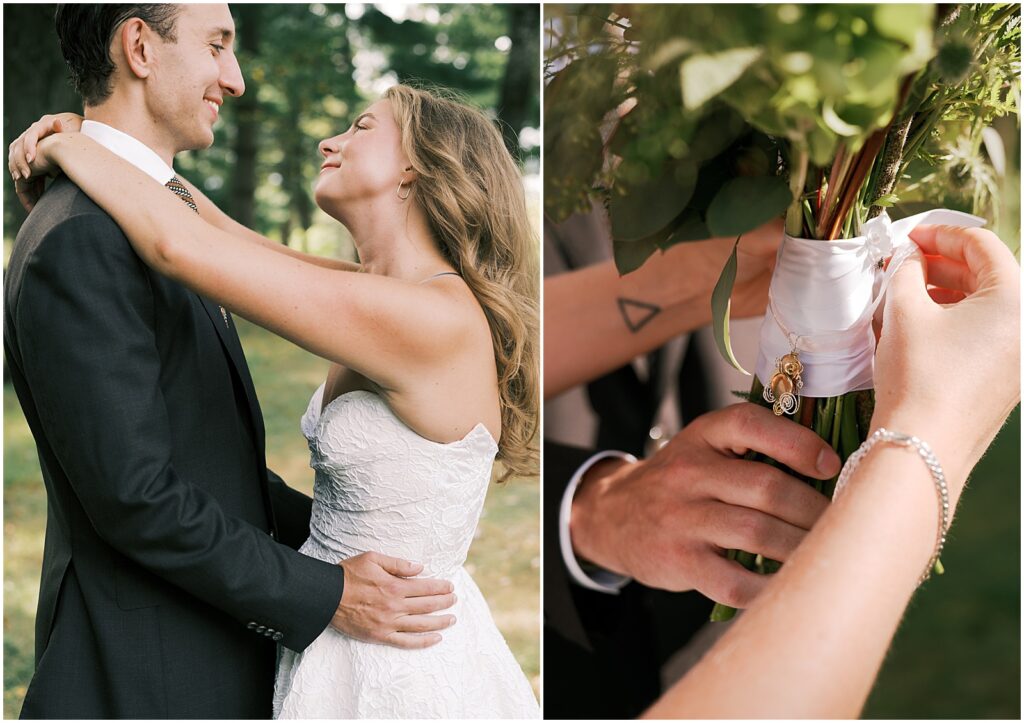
165;176;229;327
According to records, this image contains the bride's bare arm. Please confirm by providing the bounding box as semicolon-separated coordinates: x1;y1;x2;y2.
644;226;1020;718
6;111;359;272
175;175;361;272
37;132;473;392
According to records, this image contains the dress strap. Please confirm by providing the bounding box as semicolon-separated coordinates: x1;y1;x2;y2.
418;271;461;284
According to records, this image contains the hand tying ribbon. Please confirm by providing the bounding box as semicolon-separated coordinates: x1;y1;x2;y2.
755;209;986;400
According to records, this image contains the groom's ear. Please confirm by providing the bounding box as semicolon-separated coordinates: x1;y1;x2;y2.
119;18;158;80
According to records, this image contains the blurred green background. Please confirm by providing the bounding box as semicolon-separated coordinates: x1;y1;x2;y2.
3;3;540;717
863;407;1020;718
4;3;540;253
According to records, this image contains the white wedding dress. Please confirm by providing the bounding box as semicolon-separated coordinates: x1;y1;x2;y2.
272;385;539;719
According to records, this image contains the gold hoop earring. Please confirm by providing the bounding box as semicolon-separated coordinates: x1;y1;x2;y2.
397;179;412;200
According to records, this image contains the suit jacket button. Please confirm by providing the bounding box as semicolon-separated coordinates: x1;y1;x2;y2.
247;622;257;630
272;632;284;642
270;530;277;540
256;625;266;633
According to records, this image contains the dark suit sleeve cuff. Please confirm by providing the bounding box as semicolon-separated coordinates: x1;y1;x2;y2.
544;441;598;651
270;555;345;653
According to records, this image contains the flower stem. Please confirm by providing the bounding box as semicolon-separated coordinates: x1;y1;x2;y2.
867;115;913;220
786;145;809;236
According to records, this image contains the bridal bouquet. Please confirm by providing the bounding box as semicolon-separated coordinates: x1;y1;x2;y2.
545;4;1020;619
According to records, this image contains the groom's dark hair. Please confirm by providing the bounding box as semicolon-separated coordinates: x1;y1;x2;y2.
54;4;182;107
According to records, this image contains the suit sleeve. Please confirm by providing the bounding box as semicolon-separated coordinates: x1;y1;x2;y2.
544;440;600;651
266;468;315;551
16;213;343;652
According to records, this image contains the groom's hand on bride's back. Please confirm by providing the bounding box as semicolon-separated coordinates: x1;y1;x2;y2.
332;552;456;649
571;403;839;608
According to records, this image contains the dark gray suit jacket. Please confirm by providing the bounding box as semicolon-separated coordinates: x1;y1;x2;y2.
543;208;714;719
4;176;345;719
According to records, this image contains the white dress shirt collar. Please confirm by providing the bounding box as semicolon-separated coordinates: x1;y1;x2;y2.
80;120;175;185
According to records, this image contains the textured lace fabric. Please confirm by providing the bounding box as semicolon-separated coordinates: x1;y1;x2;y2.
272;385;539;719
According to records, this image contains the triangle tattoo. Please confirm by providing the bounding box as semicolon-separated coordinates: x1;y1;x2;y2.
617;297;662;333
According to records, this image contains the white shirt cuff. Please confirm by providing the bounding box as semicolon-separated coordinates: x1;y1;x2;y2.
559;450;637;594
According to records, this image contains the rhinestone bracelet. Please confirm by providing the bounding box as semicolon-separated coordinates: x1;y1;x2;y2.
832;428;949;586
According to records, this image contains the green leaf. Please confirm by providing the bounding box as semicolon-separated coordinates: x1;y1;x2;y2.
873;4;935;49
706;175;792;237
660;211;709;249
544;54;619;222
807;123;837;167
689;106;747;163
710;602;738;622
936;42;973;83
839;391;862;462
610;159;697;242
644;38;694;71
612;234;662;275
680;47;762;111
822;100;860;137
575;7;614;43
711;238;751;375
872;192;899;208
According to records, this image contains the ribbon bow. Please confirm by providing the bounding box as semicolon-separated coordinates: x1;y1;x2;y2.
863;211;895;264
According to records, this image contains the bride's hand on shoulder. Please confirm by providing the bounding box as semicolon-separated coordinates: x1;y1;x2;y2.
874;224;1020;482
8;111;82;177
9;112;83;212
21;133;69;179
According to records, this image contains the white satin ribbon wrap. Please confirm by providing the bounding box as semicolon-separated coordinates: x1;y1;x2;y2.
755;209;986;398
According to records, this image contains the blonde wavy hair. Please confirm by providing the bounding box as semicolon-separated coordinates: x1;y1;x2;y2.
383;84;539;481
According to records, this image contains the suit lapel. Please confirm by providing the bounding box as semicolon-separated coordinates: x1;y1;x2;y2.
196;296;267;458
195;294;281;536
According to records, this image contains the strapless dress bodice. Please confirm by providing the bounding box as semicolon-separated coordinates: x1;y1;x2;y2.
298;385;498;578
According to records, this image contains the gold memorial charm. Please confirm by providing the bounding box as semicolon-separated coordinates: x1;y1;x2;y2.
763;351;804;416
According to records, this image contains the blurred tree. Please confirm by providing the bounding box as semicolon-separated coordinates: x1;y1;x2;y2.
353;4;540;154
4;4;540;248
230;4;263;228
499;4;540;160
3;4;79;236
360;5;500;100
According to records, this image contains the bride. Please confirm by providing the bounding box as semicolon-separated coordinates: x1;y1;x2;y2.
15;84;540;719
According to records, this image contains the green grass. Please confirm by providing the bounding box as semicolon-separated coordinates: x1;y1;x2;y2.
3;384;46;718
2;319;539;717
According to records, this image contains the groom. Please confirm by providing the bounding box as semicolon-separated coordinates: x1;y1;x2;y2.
4;5;454;718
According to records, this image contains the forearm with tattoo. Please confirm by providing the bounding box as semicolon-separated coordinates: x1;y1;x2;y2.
617;297;662;333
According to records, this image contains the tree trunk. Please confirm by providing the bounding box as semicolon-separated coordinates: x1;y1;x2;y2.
229;4;262;228
4;4;79;235
279;217;292;248
497;4;538;162
280;89;312;246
